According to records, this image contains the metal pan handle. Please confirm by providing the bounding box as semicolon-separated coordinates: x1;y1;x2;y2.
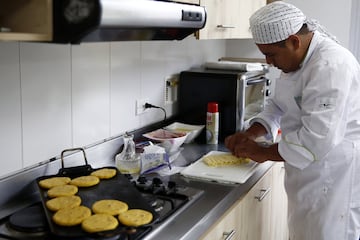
60;147;88;168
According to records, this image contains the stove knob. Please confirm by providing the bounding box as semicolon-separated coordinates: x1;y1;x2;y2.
138;176;147;184
152;177;163;186
168;181;176;189
124;174;133;180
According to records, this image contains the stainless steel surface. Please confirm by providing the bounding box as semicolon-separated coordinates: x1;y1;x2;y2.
0;135;273;240
101;0;205;28
53;0;206;43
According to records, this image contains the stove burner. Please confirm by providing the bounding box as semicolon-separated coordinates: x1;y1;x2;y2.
141;194;158;208
140;194;165;212
8;203;48;233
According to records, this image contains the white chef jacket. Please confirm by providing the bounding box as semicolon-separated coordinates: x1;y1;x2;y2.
251;31;360;240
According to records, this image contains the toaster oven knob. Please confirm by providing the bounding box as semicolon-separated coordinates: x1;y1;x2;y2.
266;79;272;86
265;89;271;96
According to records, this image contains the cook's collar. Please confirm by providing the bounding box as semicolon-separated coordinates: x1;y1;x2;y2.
299;30;321;69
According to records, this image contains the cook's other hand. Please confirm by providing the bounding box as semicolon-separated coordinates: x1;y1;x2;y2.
225;134;267;163
225;122;266;150
225;123;284;163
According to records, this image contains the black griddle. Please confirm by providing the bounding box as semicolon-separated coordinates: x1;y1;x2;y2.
36;148;159;239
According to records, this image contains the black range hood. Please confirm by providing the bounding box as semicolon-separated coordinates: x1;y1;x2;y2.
53;0;207;44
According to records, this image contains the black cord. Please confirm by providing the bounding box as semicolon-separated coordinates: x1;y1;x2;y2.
144;103;167;120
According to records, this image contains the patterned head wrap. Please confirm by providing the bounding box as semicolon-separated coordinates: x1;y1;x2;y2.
249;1;338;44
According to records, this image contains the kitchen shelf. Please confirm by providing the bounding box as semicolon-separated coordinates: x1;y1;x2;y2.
0;0;52;42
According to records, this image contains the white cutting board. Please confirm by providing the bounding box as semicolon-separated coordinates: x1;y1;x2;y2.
180;151;259;184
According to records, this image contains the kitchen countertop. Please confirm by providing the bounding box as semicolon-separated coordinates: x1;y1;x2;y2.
0;133;274;240
143;143;274;240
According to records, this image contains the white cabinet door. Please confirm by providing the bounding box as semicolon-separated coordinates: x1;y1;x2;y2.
270;163;289;240
200;167;273;240
199;0;266;39
200;199;241;239
237;167;273;240
169;0;200;4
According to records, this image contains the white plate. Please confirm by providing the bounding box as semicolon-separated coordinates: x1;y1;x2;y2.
164;122;204;143
143;129;187;153
180;151;260;184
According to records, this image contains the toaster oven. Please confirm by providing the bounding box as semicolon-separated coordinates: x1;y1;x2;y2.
178;68;271;142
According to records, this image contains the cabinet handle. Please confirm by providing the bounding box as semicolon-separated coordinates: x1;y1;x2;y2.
223;230;236;240
217;24;235;29
254;188;271;202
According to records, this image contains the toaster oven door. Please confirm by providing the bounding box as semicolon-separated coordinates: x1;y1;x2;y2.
239;76;270;131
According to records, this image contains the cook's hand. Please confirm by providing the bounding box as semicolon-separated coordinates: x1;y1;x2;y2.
225;132;268;163
232;139;269;163
225;132;250;153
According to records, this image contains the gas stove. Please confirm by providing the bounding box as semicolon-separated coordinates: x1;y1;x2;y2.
0;174;203;240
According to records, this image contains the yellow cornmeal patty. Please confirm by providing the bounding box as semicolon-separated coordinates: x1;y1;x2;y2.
39;177;71;189
46;195;81;211
90;168;117;179
53;205;91;226
118;209;153;227
81;214;119;233
47;184;78;198
92;199;128;215
203;153;251;167
70;175;100;187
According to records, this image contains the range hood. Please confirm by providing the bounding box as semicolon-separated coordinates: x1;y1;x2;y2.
53;0;207;43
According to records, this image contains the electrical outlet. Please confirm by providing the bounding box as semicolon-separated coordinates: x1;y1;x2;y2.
135;98;149;115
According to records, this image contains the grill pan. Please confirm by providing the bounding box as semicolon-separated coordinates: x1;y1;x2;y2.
36;148;159;238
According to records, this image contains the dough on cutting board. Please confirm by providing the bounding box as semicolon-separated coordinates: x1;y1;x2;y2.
203;153;251;167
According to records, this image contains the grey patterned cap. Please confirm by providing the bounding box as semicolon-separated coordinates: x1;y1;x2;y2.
250;1;339;44
249;1;306;44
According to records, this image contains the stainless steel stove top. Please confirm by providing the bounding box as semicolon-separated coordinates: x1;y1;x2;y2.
0;135;205;240
0;173;203;240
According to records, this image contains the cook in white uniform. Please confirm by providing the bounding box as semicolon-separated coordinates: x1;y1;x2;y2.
225;2;360;240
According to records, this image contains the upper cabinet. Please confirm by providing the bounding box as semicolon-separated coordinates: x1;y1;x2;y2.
198;0;266;39
0;0;52;42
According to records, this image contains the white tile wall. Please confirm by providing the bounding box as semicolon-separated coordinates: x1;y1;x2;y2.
110;41;142;135
20;43;72;168
71;43;111;147
0;37;226;178
0;42;22;176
